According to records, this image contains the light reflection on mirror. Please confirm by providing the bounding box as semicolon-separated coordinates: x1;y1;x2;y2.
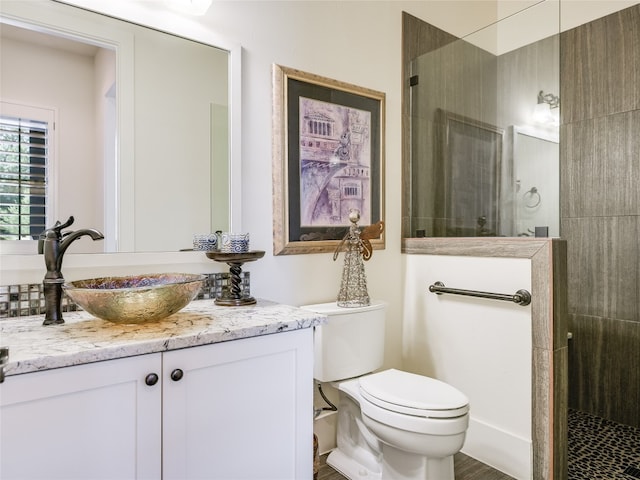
0;0;230;254
407;1;560;238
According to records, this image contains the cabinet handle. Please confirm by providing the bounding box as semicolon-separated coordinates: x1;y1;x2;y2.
171;368;184;382
145;373;159;386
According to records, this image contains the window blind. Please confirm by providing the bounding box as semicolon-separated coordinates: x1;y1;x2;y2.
0;116;48;240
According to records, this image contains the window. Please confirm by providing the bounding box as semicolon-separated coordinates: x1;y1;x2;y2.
343;182;361;198
0;114;49;240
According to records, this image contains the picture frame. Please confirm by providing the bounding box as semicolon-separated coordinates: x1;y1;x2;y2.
272;64;386;255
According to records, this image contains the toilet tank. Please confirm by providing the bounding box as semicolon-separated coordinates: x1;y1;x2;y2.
301;301;386;382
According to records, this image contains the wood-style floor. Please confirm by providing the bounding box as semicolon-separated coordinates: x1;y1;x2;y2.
453;453;515;480
318;452;515;480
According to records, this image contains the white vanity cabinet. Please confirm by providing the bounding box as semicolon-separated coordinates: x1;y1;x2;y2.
0;353;163;479
0;328;314;480
162;328;314;480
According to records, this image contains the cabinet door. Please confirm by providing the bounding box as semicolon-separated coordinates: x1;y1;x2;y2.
0;354;162;480
163;329;314;480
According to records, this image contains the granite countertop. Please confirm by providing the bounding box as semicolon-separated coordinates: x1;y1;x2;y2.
0;299;327;377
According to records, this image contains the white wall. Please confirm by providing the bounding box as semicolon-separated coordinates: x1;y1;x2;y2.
209;0;417;368
132;28;227;252
0;35;101;245
94;47;115;251
403;254;532;479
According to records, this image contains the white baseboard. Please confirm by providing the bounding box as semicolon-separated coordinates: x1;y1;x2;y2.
461;417;532;480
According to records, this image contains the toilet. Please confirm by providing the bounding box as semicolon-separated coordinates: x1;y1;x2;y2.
302;301;469;480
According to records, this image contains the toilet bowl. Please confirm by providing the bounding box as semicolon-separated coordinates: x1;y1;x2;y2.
333;369;469;480
302;301;470;480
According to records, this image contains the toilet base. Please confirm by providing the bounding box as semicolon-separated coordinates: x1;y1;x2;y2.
326;445;455;480
381;443;454;480
326;449;381;480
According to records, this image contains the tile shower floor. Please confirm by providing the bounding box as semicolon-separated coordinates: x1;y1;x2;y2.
569;408;640;480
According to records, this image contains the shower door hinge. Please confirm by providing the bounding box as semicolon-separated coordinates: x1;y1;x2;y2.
409;75;419;87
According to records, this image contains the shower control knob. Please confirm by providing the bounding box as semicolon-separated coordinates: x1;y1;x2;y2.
145;373;159;386
170;368;184;382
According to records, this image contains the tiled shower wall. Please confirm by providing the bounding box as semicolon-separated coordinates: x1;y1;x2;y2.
560;4;640;428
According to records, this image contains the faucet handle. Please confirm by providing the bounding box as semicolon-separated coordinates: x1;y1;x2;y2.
54;216;75;233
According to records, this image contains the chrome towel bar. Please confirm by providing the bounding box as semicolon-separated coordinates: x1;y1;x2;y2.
428;281;532;306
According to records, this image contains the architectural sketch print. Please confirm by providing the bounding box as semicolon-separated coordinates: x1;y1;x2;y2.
299;97;371;227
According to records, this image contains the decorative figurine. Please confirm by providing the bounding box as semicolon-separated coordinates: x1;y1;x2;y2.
333;209;384;307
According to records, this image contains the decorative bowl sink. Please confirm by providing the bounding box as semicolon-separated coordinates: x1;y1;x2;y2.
63;273;205;324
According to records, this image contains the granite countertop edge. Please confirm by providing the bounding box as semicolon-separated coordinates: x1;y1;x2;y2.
0;298;328;377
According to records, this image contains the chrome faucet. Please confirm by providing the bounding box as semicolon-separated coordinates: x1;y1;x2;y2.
38;216;104;326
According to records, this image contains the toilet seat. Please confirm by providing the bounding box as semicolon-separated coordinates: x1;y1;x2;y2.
359;369;469;419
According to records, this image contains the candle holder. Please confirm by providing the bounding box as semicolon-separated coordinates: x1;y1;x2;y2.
205;250;265;306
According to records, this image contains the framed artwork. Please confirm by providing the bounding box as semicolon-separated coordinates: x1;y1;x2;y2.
272;64;385;255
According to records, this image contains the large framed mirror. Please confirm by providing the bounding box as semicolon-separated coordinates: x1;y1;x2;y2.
0;0;241;254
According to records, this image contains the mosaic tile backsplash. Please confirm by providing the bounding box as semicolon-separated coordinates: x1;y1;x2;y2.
0;272;249;320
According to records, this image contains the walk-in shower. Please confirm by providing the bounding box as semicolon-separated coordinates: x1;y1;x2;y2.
405;2;560;240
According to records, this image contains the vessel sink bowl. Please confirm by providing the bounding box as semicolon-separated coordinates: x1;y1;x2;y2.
63;273;205;324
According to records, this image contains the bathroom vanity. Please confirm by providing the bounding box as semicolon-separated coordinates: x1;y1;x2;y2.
0;300;326;480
